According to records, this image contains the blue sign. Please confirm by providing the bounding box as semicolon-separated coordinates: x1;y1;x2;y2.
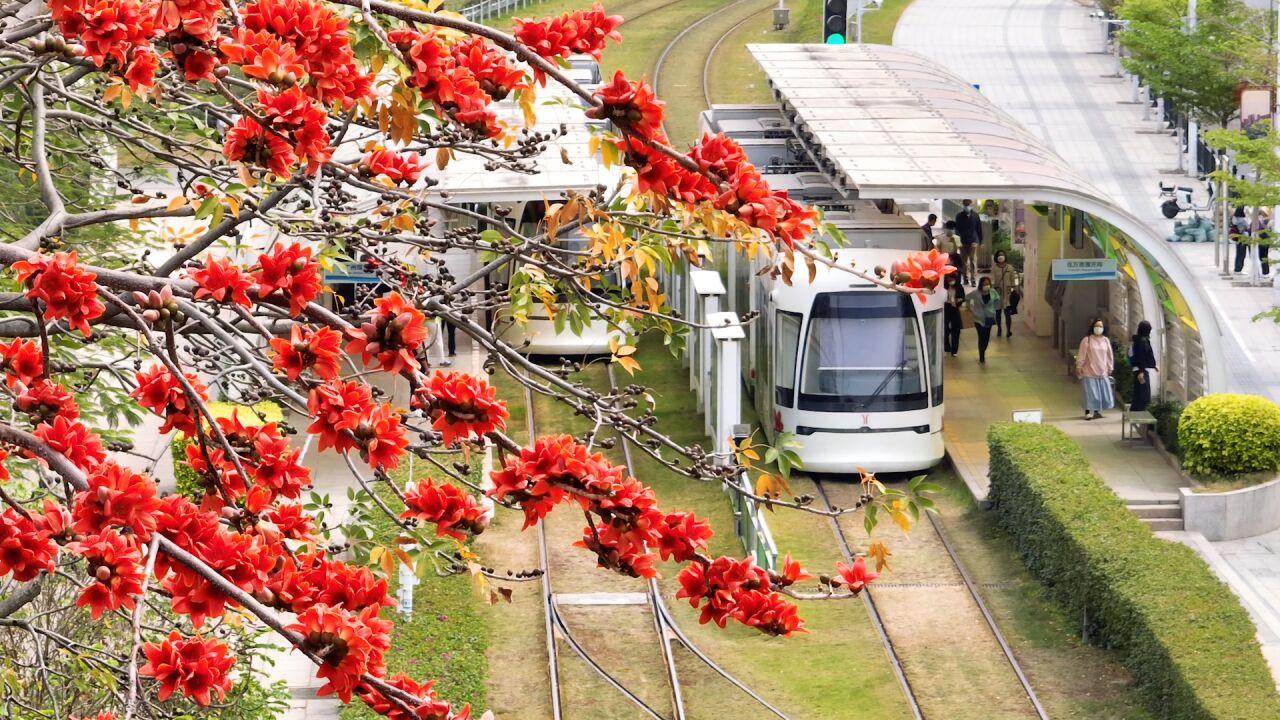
324;262;380;284
1051;258;1118;281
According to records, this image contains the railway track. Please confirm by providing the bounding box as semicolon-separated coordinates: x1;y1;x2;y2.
517;362;790;719
811;477;1050;720
652;0;774;141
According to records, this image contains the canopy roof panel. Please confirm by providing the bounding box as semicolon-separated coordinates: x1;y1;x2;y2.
746;43;1225;393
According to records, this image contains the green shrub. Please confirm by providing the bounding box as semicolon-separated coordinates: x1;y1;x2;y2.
987;422;1280;720
1148;399;1184;459
170;400;284;500
1178;393;1280;477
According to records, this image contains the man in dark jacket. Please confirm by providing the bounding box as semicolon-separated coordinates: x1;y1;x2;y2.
954;199;982;285
921;213;938;249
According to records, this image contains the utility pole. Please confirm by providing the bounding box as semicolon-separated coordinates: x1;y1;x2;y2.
855;0;865;43
1187;0;1199;177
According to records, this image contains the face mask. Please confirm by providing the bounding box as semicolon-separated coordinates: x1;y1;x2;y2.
995;257;1005;264
1093;326;1104;335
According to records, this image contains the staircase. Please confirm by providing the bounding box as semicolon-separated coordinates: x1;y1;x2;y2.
1127;499;1183;532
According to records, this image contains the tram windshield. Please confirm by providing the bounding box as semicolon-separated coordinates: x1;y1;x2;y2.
799;292;928;412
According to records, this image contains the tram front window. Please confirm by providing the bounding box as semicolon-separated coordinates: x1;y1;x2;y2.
799;292;927;412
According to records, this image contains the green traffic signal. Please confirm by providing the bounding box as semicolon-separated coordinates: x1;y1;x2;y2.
826;33;847;44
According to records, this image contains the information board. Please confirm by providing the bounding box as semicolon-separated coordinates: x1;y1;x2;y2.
1051;258;1117;281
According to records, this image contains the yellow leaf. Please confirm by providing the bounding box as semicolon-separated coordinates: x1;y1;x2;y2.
519;86;537;128
615;344;636;357
755;473;776;498
369;546;385;564
225;195;241;219
890;501;912;536
868;542;892;573
128;218;139;231
617;355;641;375
166;195;188;212
119;86;132;111
742;447;761;461
102;84;121;104
380;547;397;576
589;134;601;158
435;147;451;170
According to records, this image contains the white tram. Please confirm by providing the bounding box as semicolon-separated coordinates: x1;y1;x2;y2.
736;204;946;474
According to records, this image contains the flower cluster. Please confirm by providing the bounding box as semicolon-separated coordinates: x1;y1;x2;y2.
0;508;57;581
270;324;343;381
289;604;392;702
189;256;255;307
0;338;44;386
252;242;323;315
676;554;806;636
240;0;372;109
357;672;472;720
387;27;510;138
416;370;509;446
308;379;409;471
132;362;210;436
224;87;332;179
74;462;161;540
513;1;622;81
67;529;146;619
587;70;664;138
140;632;235;706
10;251;106;335
345;292;430;374
180;411;312;504
401;478;490;541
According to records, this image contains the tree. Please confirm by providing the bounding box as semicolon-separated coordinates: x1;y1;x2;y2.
1117;0;1271;127
0;0;948;717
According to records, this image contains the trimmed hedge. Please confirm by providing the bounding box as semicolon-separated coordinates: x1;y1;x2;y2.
1148;399;1184;460
988;422;1280;720
1178;393;1280;477
171;401;284;499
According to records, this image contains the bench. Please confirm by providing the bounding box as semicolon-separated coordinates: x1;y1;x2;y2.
1122;409;1157;442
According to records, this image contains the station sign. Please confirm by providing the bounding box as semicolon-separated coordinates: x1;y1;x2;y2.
323;261;380;285
1051;258;1117;281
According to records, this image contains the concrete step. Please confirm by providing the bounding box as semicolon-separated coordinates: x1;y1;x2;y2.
1128;503;1182;519
1142;517;1184;531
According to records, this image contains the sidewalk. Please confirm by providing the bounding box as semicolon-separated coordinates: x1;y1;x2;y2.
942;321;1182;505
897;0;1280;687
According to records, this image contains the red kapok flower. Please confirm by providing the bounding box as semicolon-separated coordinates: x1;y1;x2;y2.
420;370;509;445
357;672;463;720
835;556;879;595
32;415;107;471
344;292;430;373
487;434;624;529
50;0;157;67
0;338;44;386
10;251;105;335
262;502;316;541
123;47;159;92
289;604;391;702
773;553;813;588
253;242;322;315
307;379;374;453
361;148;429;186
131;362;209;436
343;403;408;471
74;462;161;540
450;36;525;101
731;590;806;636
67;529;145;619
0;508;57;581
15;378;79;421
270;324;343;381
892;249;957;301
654;511;713;563
140;631;235;706
219;28;305;84
401;478;490;541
241;0;373;108
189;256;254;307
586;70;664;137
223;117;298;178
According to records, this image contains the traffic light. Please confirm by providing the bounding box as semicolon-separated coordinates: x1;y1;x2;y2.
823;0;848;44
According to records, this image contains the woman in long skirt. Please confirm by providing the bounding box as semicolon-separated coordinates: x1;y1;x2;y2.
1076;318;1114;420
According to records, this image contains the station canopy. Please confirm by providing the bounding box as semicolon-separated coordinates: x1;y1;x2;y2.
747;43;1225;393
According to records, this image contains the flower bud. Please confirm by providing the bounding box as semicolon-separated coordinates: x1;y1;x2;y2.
94;565;113;582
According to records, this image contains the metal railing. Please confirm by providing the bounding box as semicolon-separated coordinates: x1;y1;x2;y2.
732;473;780;571
460;0;549;22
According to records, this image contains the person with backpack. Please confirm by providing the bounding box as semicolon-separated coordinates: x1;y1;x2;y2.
954;200;982;285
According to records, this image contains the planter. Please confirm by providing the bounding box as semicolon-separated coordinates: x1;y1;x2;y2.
1181;474;1280;541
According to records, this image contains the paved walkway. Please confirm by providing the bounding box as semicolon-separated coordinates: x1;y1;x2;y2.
942;320;1181;504
897;0;1280;687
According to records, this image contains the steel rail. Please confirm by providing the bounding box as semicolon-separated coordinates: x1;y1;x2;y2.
701;5;773;107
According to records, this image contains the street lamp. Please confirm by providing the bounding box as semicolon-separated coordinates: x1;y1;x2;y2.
854;0;882;44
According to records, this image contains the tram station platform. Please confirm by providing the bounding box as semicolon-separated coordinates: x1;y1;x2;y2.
940;320;1182;506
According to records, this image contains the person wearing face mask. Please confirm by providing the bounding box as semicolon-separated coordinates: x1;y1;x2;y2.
966;276;999;363
990;250;1018;338
953;199;982;286
1076;318;1115;420
943;273;966;356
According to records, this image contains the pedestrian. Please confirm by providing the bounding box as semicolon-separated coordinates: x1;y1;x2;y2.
943;273;965;356
921;213;938;249
1076;318;1115;420
936;220;961;269
1253;208;1271;277
1128;320;1156;412
966;276;999;364
990;250;1018;338
954;199;982;285
1232;205;1251;274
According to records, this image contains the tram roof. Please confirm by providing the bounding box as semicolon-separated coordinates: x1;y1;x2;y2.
747;43;1227;394
430;79;621;202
